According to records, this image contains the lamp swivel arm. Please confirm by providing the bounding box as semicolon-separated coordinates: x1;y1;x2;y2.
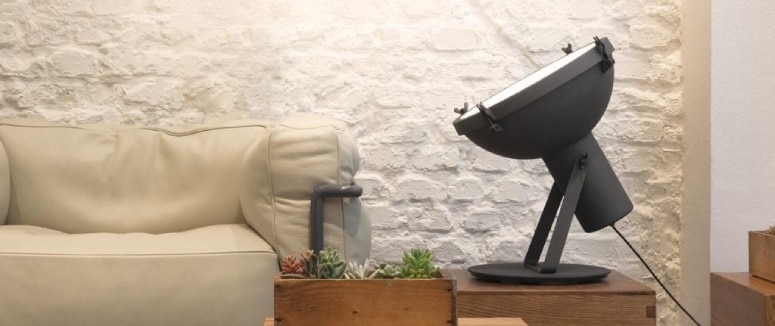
524;154;588;273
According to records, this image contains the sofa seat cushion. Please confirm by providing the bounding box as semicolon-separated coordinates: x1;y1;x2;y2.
0;224;278;325
0;223;273;255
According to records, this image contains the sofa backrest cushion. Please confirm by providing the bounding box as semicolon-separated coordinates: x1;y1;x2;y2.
240;114;371;263
0;119;270;233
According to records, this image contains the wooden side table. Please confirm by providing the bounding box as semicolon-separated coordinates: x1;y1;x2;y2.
263;317;528;325
449;269;656;326
711;272;775;325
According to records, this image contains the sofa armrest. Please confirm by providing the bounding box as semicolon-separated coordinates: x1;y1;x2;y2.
240;114;371;263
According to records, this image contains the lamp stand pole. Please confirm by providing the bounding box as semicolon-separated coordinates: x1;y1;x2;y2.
524;155;587;273
468;154;611;284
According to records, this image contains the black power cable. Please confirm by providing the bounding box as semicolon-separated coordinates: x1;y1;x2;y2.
611;224;702;326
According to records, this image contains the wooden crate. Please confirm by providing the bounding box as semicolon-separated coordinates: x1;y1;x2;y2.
273;270;456;326
449;269;656;326
711;272;775;326
750;231;775;283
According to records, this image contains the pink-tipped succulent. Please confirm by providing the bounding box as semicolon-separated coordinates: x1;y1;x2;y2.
281;255;307;276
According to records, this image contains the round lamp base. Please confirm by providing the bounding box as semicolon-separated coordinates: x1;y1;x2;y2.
468;263;610;285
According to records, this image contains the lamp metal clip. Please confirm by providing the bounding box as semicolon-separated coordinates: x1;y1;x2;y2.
594;36;615;72
476;102;504;132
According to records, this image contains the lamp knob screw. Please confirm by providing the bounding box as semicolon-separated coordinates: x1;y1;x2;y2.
562;43;573;54
454;101;470;115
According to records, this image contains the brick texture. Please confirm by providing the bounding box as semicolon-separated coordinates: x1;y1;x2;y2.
0;1;682;324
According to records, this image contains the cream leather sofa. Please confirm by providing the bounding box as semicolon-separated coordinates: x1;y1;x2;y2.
0;114;370;325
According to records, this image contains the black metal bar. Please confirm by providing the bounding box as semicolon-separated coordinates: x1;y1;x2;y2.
523;155;588;274
309;184;363;254
524;184;563;267
538;155;588;273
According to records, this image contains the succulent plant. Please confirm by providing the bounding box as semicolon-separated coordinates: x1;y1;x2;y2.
282;248;441;280
345;261;380;279
280;255;307;277
766;225;775;236
312;247;347;279
301;250;318;278
398;248;440;279
374;263;399;279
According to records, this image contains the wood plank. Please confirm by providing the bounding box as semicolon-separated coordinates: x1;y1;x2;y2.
266;317;528;326
711;272;775;326
750;231;775;283
455;318;528;326
274;273;456;326
453;269;654;295
451;269;656;326
768;297;775;326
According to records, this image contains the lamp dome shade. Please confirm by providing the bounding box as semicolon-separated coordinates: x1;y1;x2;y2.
452;37;631;233
453;39;614;160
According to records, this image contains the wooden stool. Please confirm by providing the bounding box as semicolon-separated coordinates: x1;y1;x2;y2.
450;269;656;325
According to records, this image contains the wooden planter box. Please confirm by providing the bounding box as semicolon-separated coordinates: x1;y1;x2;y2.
273;270;456;326
750;231;775;283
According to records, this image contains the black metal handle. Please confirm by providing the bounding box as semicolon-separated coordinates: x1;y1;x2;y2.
309;184;363;253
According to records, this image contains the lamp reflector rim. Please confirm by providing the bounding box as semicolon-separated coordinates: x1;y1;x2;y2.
459;42;596;122
453;38;614;136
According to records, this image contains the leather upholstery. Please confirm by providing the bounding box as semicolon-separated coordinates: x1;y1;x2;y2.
240;114;371;263
0;115;370;325
0;119;271;234
0;224;277;325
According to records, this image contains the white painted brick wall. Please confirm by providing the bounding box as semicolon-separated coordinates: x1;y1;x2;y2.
0;0;683;324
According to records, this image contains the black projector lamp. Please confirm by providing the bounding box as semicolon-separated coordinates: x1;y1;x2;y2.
452;37;633;284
